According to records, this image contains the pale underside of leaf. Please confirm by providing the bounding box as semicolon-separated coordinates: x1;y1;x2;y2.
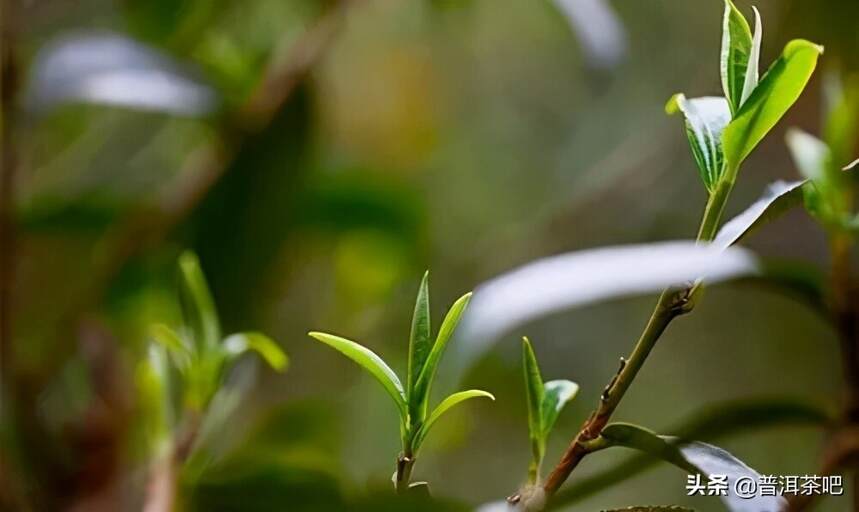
456;242;760;364
714;180;807;250
722;39;823;173
721;0;753;114
739;7;762;107
26;32;218;116
223;332;288;371
308;332;407;418
413;389;494;450
786;128;830;182
540;379;579;439
667;95;731;192
601;423;787;512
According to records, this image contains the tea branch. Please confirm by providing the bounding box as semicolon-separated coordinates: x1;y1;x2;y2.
540;179;734;500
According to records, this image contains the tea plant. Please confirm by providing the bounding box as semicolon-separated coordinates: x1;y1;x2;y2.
521;338;578;490
309;272;494;493
139;252;287;506
466;1;824;510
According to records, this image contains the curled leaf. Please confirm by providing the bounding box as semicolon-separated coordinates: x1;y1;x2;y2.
720;0;754;114
223;333;288;371
666;95;731;192
540;380;579;439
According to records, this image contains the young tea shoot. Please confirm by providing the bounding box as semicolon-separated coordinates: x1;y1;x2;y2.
309;272;494;493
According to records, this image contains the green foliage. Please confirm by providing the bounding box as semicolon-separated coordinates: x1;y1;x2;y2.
720;0;754;115
722;40;823;177
150;251;287;413
309;274;494;488
599;423;786;512
521;338;579;484
671;3;821;193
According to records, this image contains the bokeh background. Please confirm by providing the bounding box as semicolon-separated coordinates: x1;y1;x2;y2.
3;0;859;510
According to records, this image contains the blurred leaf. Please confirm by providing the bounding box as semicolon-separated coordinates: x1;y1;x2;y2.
550;398;829;509
522;337;545;471
308;332;407;419
178;251;221;352
550;0;627;69
722;40;823;174
458;242;760;354
787;129;829;181
666;95;731;192
408;272;432;404
713;180;807;249
600;423;787;512
223;333;288;372
540;380;579;440
720;0;753;114
26;32;217;116
150;323;191;370
412;292;472;419
413;390;494;450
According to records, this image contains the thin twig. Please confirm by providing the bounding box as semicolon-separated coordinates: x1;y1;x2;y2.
539;179;735;502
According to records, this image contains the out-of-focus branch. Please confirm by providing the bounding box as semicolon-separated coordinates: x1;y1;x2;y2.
0;0;19;394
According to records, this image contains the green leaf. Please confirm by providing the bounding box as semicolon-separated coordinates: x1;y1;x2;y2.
178;251;221;352
223;333;289;371
739;7;762;107
720;0;753;114
412;292;472;419
540;379;579;440
550;398;830;509
713;180;807;249
412;390;494;450
408;272;432;401
600;423;787;512
522;337;546;470
150;324;191;371
308;332;407;419
722;40;823;176
666;95;731;192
